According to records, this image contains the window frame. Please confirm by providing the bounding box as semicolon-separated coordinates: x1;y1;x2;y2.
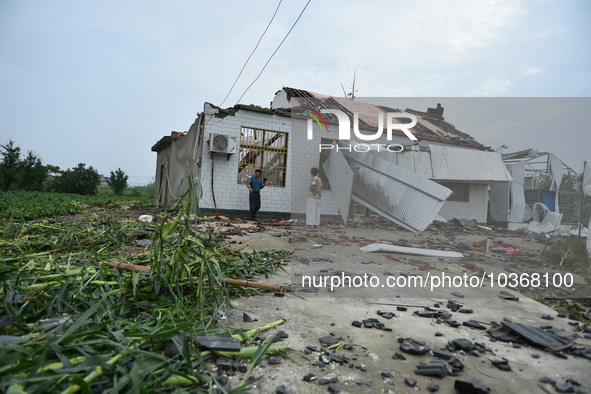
237;126;289;188
438;182;470;202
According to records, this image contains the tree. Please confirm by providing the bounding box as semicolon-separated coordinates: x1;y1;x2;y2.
106;168;129;195
54;163;100;195
0;139;22;191
19;151;48;191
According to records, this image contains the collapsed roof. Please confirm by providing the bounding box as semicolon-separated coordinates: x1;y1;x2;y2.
273;87;490;150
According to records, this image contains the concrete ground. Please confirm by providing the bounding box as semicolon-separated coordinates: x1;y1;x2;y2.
207;217;591;393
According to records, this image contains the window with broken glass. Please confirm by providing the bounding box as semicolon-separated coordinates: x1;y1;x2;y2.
237;126;288;187
438;182;470;202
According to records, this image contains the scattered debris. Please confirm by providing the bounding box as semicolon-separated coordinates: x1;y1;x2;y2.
539;376;556;385
400;338;431;355
454;378;490;394
498;291;519;301
319;336;341;347
275;384;294;394
360;243;464;258
303;373;317;382
554;382;575;393
318;372;338;385
243;313;257;322
490;359;512;371
452;338;475;351
194;336;241;352
392;352;407;360
463;320;487;330
135;238;152;247
433;349;453;360
490;246;522;254
415;360;449;378
501;321;572;352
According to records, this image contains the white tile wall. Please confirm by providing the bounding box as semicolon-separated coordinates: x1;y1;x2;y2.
437;183;488;223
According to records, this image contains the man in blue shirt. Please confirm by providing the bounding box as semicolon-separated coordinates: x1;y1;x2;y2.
247;169;266;220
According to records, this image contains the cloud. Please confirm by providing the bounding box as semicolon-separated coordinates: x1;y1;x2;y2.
524;68;542;76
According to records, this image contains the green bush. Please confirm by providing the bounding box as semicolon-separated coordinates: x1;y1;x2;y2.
106;168;129;195
54;163;100;195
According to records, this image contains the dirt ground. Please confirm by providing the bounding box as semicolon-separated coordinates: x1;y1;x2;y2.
200;214;591;394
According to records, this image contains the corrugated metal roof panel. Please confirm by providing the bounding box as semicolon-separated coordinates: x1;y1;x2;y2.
413;151;434;178
341;150;452;233
429;145;511;181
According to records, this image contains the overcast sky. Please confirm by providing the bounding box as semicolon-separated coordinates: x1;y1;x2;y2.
1;0;589;185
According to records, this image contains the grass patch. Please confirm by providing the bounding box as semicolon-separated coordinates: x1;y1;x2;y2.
544;237;591;282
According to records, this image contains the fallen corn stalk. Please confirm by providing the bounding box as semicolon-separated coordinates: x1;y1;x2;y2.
216;345;289;358
100;261;282;291
100;261;151;273
223;278;281;292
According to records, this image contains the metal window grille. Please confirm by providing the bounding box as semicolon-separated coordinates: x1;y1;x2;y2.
237;126;288;187
439;182;470;202
351;200;367;216
349;200;379;217
318;138;333;191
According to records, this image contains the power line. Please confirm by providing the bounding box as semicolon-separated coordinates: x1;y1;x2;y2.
204;0;311;129
218;0;283;109
234;0;311;105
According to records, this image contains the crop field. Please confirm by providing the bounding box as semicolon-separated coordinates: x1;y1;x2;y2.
0;189;153;221
0;189;290;393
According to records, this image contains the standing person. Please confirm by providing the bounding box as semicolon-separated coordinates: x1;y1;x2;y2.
247;169;266;220
307;167;323;229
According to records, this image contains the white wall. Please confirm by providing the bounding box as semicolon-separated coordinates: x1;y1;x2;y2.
200;104;292;214
437;183;488;223
199;104;342;216
289;116;339;216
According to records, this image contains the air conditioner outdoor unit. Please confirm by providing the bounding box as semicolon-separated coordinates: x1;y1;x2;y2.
209;134;238;154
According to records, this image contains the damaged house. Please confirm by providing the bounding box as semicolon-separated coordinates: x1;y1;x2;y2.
490;149;578;232
151;87;511;230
